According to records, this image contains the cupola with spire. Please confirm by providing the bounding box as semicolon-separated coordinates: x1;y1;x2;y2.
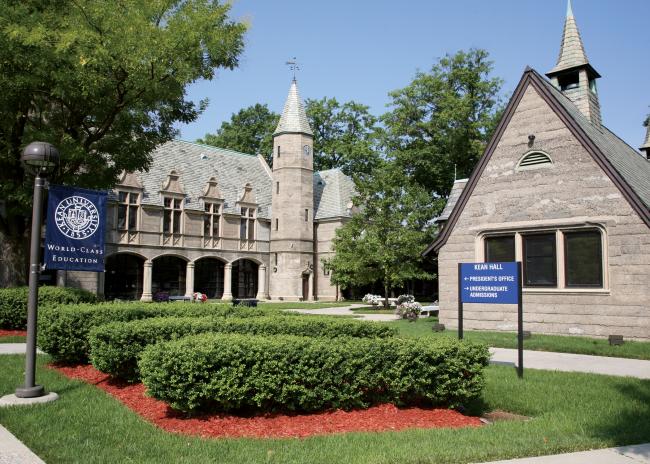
640;123;650;160
546;0;602;127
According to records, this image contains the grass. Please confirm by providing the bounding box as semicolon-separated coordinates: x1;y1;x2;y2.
0;354;649;463
0;335;26;343
392;318;650;360
255;302;354;310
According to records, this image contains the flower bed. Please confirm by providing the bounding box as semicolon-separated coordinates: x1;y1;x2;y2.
50;363;482;439
90;315;397;381
139;333;489;413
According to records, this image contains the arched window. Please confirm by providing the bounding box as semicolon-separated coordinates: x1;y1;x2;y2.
516;151;553;171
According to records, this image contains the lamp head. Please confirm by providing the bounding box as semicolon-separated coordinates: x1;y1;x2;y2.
21;142;60;174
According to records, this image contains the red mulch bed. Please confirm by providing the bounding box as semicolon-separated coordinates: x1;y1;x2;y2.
50;363;482;439
0;329;27;337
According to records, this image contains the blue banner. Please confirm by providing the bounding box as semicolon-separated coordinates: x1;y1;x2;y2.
460;262;520;305
44;185;107;272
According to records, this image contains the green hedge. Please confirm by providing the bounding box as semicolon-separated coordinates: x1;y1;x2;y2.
38;302;282;364
139;333;490;413
90;315;397;380
0;286;97;330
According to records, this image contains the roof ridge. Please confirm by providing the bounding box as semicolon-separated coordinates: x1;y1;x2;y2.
172;139;258;158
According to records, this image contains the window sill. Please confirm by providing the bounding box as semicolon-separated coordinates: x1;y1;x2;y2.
523;288;610;296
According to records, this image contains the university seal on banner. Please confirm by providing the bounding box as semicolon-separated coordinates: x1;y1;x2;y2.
54;195;100;240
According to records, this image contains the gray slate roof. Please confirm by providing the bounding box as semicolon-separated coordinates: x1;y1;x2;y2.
127;140;273;218
118;140;357;221
538;73;650;208
313;169;356;220
274;79;313;136
548;0;590;75
437;179;468;222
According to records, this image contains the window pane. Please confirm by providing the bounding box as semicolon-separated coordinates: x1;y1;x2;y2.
212;217;219;237
248;219;254;240
523;234;557;287
204;216;211;236
204;203;211;212
249;209;254;218
128;206;137;230
240;218;247;239
164;198;172;208
163;210;171;233
129;193;138;204
485;236;515;262
117;205;127;230
174;199;181;209
118;191;128;203
241;207;246;216
173;211;181;233
565;231;602;287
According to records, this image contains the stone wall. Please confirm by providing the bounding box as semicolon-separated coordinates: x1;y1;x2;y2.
438;85;650;340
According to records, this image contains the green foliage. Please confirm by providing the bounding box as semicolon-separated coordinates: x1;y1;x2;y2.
326;162;437;301
38;302;278;364
139;333;489;413
0;286;97;330
90;315;397;380
0;0;246;285
382;48;503;209
197;103;279;165
305;97;381;177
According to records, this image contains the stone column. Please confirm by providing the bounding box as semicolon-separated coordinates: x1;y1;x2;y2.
55;270;67;287
185;261;195;298
308;271;314;301
222;263;233;300
141;260;153;302
256;265;267;300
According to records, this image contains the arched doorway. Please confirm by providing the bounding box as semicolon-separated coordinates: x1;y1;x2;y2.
232;259;258;299
152;255;186;298
105;254;144;300
195;258;225;299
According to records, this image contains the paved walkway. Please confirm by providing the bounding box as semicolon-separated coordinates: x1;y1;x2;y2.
0;425;46;464
480;443;650;463
490;348;650;379
0;344;44;356
286;303;401;321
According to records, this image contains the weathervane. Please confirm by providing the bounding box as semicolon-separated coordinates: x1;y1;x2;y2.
285;57;300;80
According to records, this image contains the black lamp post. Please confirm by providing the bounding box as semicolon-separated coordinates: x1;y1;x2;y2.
15;142;60;398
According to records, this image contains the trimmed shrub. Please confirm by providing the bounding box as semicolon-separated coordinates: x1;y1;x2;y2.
0;286;97;330
38;302;282;363
139;333;489;413
90;315;397;380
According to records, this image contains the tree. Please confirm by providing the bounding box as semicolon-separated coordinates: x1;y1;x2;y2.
325;162;439;306
382;49;503;214
305;98;380;178
0;0;246;286
197;104;279;166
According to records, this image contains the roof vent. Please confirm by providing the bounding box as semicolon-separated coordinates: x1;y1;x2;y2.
516;151;553;171
200;153;208;160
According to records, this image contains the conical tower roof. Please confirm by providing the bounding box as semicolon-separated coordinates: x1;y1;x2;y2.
547;0;599;77
274;79;313;136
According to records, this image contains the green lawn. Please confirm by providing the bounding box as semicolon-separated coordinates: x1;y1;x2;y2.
0;335;26;343
0;354;648;463
255;302;354;310
391;318;650;360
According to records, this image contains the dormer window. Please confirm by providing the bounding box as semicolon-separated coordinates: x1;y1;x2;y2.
240;207;255;241
117;191;139;231
203;202;221;239
558;73;579;91
163;197;183;235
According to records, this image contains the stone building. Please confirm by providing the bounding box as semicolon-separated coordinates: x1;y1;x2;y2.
63;79;355;301
424;1;650;339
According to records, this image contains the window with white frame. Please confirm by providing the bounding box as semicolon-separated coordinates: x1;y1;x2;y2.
163;197;183;234
116;191;139;231
203;202;221;239
483;228;604;289
240;206;255;241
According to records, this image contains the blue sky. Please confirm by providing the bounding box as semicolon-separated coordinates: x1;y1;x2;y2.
176;0;650;150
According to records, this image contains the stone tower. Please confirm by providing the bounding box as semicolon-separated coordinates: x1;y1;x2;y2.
546;0;602;126
269;79;315;300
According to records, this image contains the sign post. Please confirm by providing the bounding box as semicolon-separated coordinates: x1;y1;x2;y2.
459;262;524;378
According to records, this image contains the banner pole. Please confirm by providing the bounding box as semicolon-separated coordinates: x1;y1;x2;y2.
517;261;524;379
458;263;463;340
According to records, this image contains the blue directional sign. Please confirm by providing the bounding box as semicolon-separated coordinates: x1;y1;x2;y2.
460;262;520;305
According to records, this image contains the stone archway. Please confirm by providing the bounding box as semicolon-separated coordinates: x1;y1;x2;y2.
194;258;225;299
231;259;258;299
105;253;144;300
152;255;187;298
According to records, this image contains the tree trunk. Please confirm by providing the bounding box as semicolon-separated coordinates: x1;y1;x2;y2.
0;226;29;287
384;283;389;309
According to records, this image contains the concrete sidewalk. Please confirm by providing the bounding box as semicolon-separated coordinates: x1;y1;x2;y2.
0;425;46;464
286;304;400;321
480;443;650;463
490;348;650;379
0;344;44;355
